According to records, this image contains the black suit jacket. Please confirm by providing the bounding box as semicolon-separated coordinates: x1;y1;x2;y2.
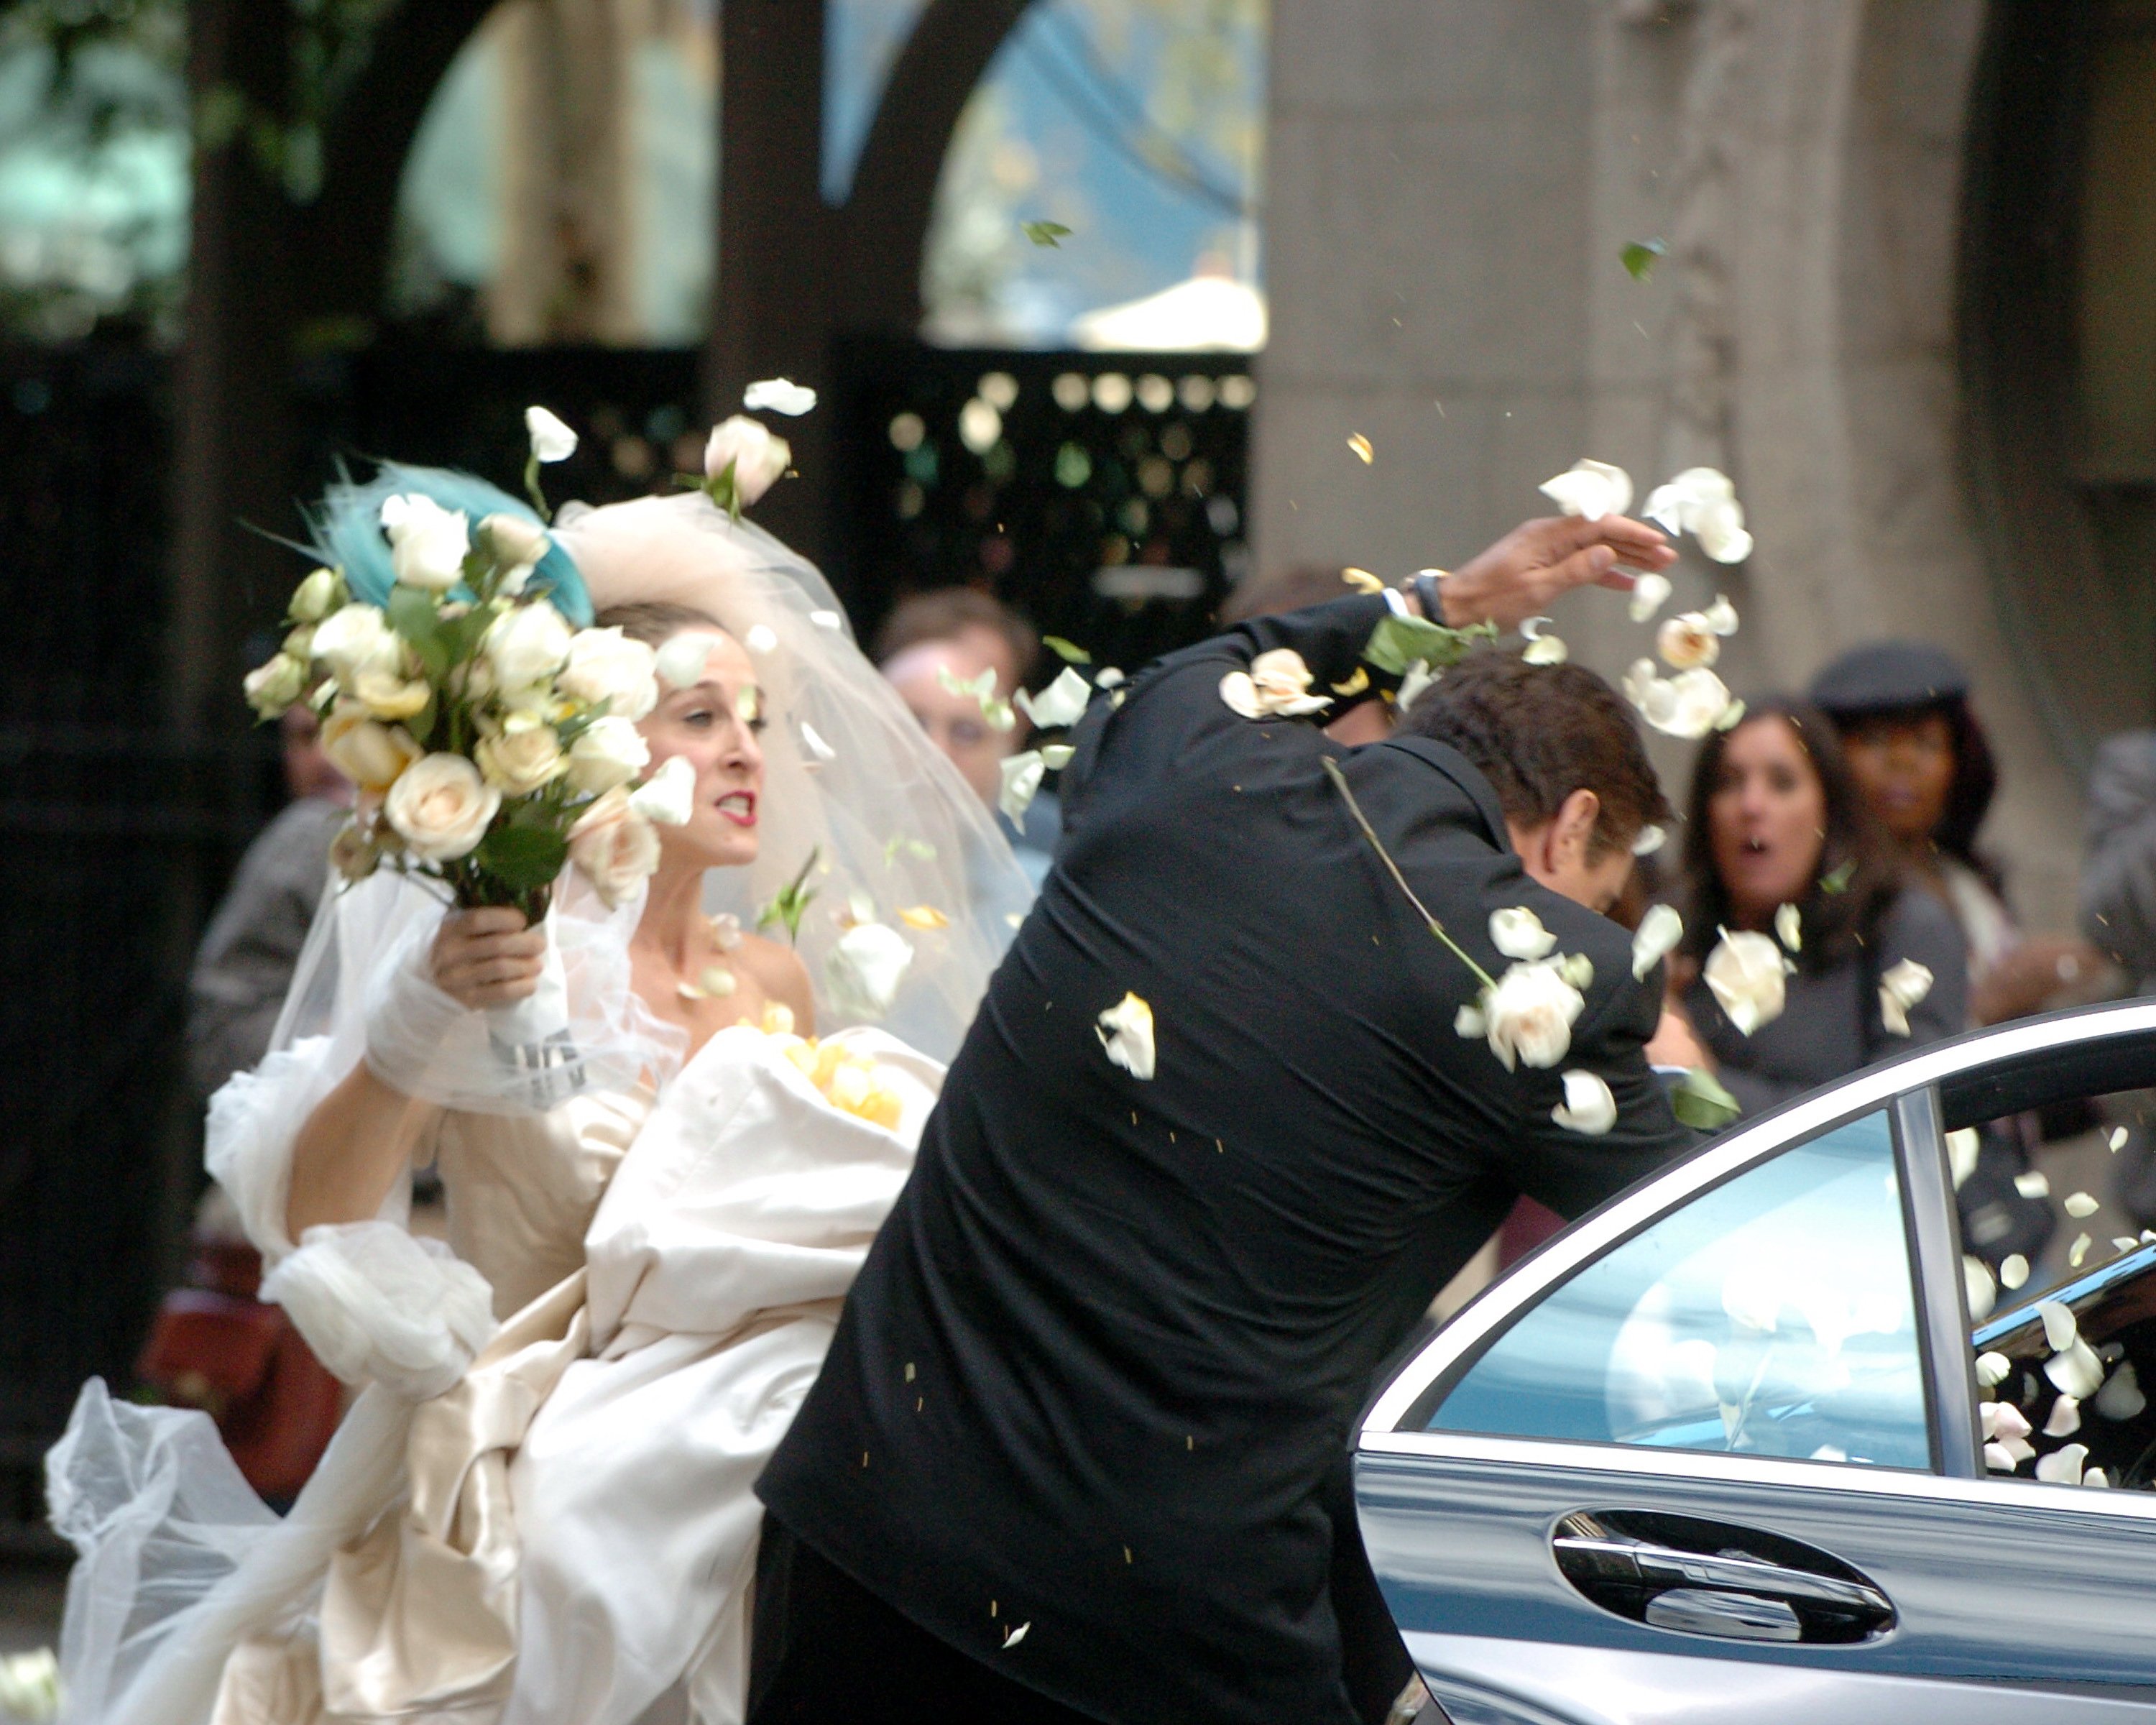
758;594;1692;1724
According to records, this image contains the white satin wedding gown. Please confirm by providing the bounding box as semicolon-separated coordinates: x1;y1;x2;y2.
47;1021;941;1725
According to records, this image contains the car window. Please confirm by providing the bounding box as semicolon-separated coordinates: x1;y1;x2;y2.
1429;1109;1931;1470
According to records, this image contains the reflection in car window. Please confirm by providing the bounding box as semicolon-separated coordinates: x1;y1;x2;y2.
1430;1110;1930;1469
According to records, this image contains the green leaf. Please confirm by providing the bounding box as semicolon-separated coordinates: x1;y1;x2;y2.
1820;859;1857;896
1672;1067;1742;1131
384;586;449;681
1021;220;1073;248
1362;614;1492;677
755;845;821;946
1042;635;1092;665
1621;238;1669;282
475;822;568;892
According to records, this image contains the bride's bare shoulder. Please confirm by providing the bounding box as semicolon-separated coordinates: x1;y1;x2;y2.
733;932;817;1032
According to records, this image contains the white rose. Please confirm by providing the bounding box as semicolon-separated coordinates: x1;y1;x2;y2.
352;663;429;722
1016;666;1093;730
525;405;578;463
704;415;792;505
380;493;471;592
290;566;341;622
1631;903;1683;980
243;653;307;717
1657;612;1720;671
1095;990;1156;1080
827;921;916;1020
478;512;549;569
482;599;573;695
629;754;696;826
1539;458;1633;522
383;753;500;862
1552;1070;1618;1136
310;602;400;685
1220;648;1332;719
1491;906;1557;961
558;625;660;721
1480;960;1586;1072
321;704;423;792
474;722;568;796
566;715;650;794
568;786;661;908
1879;957;1935;1036
1704;928;1792;1035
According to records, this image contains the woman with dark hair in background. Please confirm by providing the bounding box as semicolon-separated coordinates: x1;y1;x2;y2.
1810;640;2100;1026
1671;696;1968;1117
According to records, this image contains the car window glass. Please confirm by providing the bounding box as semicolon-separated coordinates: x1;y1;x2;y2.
1430;1110;1930;1470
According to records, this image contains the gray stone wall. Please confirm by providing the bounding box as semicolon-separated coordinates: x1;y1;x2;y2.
1255;0;2086;934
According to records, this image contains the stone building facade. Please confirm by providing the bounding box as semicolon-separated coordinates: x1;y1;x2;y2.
1254;0;2122;934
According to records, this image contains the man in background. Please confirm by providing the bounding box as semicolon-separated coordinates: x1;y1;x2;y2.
876;589;1059;883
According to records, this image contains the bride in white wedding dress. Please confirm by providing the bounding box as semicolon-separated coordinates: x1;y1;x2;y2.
45;481;1034;1725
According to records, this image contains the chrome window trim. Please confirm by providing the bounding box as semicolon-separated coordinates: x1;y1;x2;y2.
1895;1085;1984;1477
1357;1427;2156;1521
1363;999;2156;1440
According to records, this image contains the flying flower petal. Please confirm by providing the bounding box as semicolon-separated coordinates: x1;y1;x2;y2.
826;921;915;1018
2049;1339;2106;1400
2000;1252;2030;1289
2085;1467;2111;1489
1539;459;1633;522
1491;907;1558;961
745;623;779;655
999;751;1046;824
898;905;950;930
2039;1300;2078;1353
1002;1622;1032;1650
1522;633;1568;666
2044;1395;2082;1438
2065;1191;2101;1218
1703;594;1739;635
1340;567;1385;594
800;721;837;766
1396;658;1438;714
629;755;696;826
1219;649;1330;720
525;405;578;462
1879;958;1934;1036
1097;991;1156;1080
1018;666;1093;730
1631;903;1683;980
1041;743;1074;769
1975;1350;2012;1387
744;377;818;416
1964;1256;1996;1321
1347;433;1374;464
2070;1232;2093;1268
1627;572;1672;624
2096;1361;2146;1421
2035;1443;2089;1486
1704;929;1791;1035
1631;824;1666;857
1774;903;1801;952
1984;1442;2017;1473
1947;1127;1980;1189
1454;1003;1487;1039
1993;1401;2032;1443
810;608;844;630
699;965;737;997
656;630;720;690
2014;1170;2050;1200
1552;1070;1618;1136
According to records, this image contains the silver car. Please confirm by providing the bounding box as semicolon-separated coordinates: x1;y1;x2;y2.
1357;998;2156;1724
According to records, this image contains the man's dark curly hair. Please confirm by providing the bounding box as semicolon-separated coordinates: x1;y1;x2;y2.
1397;648;1671;858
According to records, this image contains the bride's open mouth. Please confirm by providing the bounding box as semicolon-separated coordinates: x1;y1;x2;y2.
717;791;757;828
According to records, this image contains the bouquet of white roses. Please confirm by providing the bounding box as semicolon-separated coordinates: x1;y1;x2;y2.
244;412;685;925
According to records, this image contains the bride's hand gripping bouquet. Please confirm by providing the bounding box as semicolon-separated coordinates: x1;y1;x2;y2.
243;410;692;1092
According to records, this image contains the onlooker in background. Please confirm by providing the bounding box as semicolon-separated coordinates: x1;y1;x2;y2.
2078;727;2156;1225
1219;564;1394;745
1670;697;1968;1117
1811;642;2100;1025
875;588;1059;883
185;702;351;1103
1812;643;2083;1264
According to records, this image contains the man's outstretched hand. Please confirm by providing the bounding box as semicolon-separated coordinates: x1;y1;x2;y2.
1429;515;1676;632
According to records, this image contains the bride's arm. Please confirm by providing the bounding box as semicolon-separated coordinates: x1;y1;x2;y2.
284;907;545;1238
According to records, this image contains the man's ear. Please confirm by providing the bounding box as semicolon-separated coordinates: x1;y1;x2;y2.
1552;787;1602;864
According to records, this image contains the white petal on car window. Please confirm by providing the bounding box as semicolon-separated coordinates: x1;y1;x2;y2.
2096;1361;2147;1422
2043;1395;2082;1439
1984;1441;2018;1473
2046;1339;2105;1401
2038;1300;2078;1353
1975;1351;2012;1387
2035;1443;2089;1486
1999;1254;2030;1290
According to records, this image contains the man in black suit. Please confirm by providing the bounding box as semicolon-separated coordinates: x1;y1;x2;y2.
750;517;1696;1725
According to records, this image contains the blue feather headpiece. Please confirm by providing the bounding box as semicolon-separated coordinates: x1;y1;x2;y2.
305;462;594;625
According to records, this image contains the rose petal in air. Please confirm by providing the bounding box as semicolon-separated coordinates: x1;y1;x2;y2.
1347;433;1374;464
745;623;780;655
1018;666;1093;730
1539;459;1633;522
1631;903;1683;980
1984;1442;2018;1473
2070;1233;2092;1268
2000;1253;2030;1289
999;750;1046;823
2047;1338;2105;1400
2038;1300;2078;1353
744;377;818;416
1551;1070;1618;1136
1631;824;1666;857
2065;1191;2101;1218
2044;1395;2082;1438
1491;907;1558;962
1964;1256;1996;1321
1097;992;1156;1080
1627;572;1672;624
2096;1361;2146;1421
2014;1171;2050;1201
2035;1443;2089;1486
1002;1622;1031;1650
800;721;837;767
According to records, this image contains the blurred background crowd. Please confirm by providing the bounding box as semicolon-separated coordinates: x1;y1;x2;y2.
0;0;2150;1644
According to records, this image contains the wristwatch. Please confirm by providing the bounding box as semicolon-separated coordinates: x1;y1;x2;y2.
1411;569;1447;625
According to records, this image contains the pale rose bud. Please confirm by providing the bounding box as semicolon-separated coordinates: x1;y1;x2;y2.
482;599;573;695
479;512;549;568
382;752;502;862
379;492;471;592
289;566;341;622
567;786;662;908
310;602;400;686
558;625;660;721
352;663;430;722
703;415;791;505
1657;612;1720;671
826;921;916;1020
525;405;578;463
243;653;308;717
321;704;424;793
474;723;568;796
1480;960;1587;1072
566;714;650;795
1704;928;1792;1035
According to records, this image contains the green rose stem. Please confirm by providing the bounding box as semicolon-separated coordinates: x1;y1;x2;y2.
1321;756;1495;992
523;451;551;523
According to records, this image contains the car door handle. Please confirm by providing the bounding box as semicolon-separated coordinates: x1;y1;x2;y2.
1553;1513;1897;1644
